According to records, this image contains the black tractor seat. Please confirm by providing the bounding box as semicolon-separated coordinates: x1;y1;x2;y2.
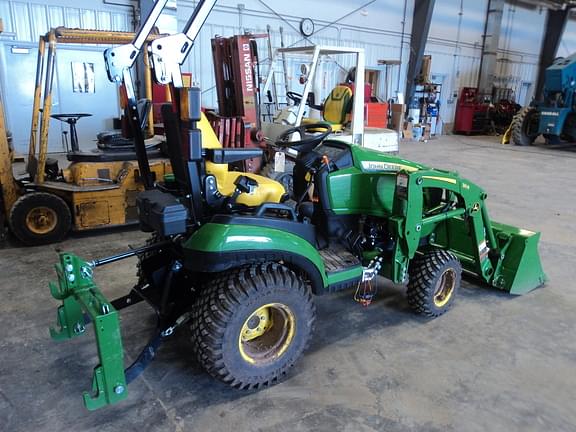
97;99;152;151
96;132;141;151
67;145;164;163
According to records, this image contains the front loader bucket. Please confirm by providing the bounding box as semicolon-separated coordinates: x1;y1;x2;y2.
491;222;547;295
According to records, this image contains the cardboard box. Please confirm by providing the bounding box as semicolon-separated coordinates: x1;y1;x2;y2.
391;103;405;133
422;125;431;141
402;121;413;140
0;19;4;34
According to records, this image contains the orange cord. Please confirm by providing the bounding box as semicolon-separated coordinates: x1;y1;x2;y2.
354;280;376;307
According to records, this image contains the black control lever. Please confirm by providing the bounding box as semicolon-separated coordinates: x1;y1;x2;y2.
226;175;258;209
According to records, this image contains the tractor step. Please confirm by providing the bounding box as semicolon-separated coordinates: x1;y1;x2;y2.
320;244;363;293
319;244;360;273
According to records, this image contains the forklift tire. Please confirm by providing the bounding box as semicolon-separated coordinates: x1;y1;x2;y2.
407;248;461;317
190;263;316;390
511;106;539;146
9;192;72;246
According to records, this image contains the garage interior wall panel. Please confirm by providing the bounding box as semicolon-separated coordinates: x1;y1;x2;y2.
0;0;132;153
1;0;132;39
2;0;576;150
178;1;410;112
176;0;553;125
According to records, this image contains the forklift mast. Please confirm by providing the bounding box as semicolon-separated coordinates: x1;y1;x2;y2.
0;91;20;223
211;34;268;172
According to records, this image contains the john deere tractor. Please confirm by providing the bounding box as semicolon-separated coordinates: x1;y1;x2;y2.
47;0;546;410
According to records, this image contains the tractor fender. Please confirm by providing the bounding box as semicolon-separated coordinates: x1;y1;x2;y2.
182;222;327;294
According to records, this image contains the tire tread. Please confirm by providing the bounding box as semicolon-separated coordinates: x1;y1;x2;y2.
8;192;71;245
511;106;538;146
190;263;315;390
407;248;461;317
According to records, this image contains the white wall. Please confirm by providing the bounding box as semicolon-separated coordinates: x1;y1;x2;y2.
1;0;576;148
0;0;133;152
0;0;133;38
174;0;557;124
177;0;412;110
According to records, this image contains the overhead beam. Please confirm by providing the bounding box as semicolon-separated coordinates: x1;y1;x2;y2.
534;7;570;101
405;0;435;107
477;0;504;96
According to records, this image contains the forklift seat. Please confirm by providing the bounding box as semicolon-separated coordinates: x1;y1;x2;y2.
96;99;152;150
302;85;353;132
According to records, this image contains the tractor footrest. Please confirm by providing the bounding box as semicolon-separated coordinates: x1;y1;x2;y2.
320;244;360;274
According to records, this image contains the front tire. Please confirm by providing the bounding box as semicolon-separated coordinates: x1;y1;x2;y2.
190;263;316;389
9;192;72;246
407;248;461;317
511;106;539;146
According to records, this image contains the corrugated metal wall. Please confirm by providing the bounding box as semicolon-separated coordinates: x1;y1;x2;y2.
0;1;131;40
0;0;132;153
178;0;541;125
0;0;565;153
178;0;410;117
182;21;406;112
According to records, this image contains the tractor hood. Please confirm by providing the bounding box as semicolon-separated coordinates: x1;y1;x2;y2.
350;143;429;174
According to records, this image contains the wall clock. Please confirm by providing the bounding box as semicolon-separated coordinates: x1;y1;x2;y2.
300;18;314;37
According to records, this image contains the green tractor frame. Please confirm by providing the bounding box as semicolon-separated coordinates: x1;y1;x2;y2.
47;0;546;411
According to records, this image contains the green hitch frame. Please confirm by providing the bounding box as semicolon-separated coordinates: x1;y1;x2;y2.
49;253;127;410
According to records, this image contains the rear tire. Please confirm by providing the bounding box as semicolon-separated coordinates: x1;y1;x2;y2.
511;106;539;146
190;263;315;389
9;192;71;246
407;248;461;317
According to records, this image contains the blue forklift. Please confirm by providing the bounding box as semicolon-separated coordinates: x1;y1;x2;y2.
512;54;576;145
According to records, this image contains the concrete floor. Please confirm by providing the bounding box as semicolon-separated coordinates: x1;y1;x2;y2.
1;135;575;432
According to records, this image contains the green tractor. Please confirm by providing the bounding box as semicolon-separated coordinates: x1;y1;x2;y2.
49;87;546;410
47;0;546;411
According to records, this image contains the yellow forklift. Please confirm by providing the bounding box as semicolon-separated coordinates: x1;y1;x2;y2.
1;26;172;246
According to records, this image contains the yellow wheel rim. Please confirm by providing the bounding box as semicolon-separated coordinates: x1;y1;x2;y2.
433;268;456;307
238;303;295;365
25;207;58;235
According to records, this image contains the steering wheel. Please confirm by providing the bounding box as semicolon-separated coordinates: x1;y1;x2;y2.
275;122;333;154
286;91;304;105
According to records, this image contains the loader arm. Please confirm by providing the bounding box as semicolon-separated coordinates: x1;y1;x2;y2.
103;0;169;84
387;169;546;294
103;0;217;188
